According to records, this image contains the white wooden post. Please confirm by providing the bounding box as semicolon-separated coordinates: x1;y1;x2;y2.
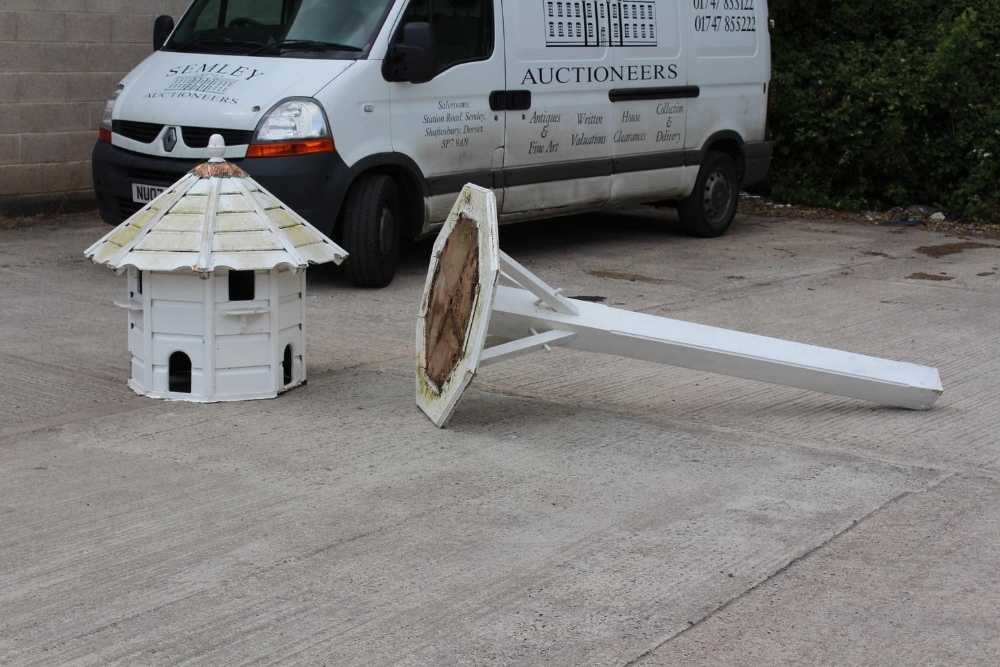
487;274;942;411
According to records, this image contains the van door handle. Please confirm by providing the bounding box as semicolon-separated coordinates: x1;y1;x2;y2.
508;90;531;110
489;91;506;110
489;90;532;111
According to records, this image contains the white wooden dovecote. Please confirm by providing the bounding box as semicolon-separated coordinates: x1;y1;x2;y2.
85;136;347;402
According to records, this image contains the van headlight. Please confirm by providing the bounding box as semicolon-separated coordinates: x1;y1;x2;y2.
98;84;124;143
248;98;335;157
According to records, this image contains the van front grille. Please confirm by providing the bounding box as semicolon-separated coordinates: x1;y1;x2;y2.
112;121;253;148
182;126;254;148
114;121;163;143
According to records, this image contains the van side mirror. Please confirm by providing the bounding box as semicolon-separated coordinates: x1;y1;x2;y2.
153;15;174;51
385;22;436;84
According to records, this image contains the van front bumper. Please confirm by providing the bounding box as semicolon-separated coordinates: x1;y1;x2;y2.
742;140;772;187
91;141;350;234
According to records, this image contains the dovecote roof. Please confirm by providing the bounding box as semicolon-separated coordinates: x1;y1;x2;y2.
86;141;346;273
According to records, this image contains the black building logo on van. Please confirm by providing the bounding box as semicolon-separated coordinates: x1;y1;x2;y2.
545;0;657;47
167;75;236;95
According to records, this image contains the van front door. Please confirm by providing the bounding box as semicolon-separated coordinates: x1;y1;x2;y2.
499;0;614;218
389;0;506;225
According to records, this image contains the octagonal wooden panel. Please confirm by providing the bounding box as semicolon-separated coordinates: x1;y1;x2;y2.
416;185;500;427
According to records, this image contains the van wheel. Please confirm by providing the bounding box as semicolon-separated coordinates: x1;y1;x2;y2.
341;174;403;288
678;151;739;237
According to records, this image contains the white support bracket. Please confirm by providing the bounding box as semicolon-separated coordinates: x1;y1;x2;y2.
499;252;579;316
479;329;577;367
415;184;943;427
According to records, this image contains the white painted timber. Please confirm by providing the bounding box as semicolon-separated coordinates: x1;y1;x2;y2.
488;284;943;411
479;330;577;367
85;136;342;403
498;253;578;316
416;185;943;427
85;140;346;274
416;184;500;428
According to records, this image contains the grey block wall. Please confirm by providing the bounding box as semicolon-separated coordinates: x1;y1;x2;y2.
0;2;190;218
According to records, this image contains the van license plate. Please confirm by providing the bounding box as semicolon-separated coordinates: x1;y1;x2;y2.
132;183;167;204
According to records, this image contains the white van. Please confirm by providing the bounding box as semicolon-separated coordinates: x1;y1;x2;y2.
93;0;772;287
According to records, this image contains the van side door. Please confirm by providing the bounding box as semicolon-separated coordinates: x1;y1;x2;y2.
609;0;693;203
387;0;506;226
499;0;614;218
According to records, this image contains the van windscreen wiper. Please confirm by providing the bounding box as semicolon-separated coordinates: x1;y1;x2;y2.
249;39;363;56
171;35;267;53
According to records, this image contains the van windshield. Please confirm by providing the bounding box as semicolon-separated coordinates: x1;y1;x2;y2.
165;0;394;56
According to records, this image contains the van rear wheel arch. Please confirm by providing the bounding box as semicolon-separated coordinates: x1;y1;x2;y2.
695;131;745;184
677;149;740;238
671;133;746;237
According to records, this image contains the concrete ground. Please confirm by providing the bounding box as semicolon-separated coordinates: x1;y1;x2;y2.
1;208;998;666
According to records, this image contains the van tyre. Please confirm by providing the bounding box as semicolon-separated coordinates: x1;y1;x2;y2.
678;151;739;238
342;174;403;288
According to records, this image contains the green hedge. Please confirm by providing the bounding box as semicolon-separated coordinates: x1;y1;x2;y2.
764;0;999;221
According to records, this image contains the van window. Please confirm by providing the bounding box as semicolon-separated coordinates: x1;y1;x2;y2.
189;0;282;31
400;0;494;71
285;0;389;46
167;0;395;55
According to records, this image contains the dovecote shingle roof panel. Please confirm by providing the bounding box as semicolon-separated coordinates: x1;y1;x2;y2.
85;155;346;273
